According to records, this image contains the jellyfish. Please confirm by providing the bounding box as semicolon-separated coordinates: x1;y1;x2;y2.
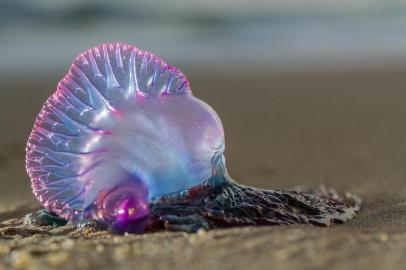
26;43;360;233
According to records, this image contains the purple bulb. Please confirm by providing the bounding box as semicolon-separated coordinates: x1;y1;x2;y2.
97;180;149;233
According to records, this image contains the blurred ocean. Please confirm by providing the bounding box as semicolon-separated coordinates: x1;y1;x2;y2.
1;0;406;75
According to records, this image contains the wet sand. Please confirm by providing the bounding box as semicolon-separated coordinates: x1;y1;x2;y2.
1;69;406;269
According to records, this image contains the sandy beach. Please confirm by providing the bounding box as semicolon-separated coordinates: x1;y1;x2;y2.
1;69;406;269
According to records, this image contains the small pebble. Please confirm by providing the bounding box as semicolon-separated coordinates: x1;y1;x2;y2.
95;244;105;253
10;250;31;269
196;228;207;238
61;239;75;250
46;252;70;266
379;234;389;242
0;244;10;255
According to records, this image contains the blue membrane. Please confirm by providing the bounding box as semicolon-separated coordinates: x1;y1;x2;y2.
26;43;225;225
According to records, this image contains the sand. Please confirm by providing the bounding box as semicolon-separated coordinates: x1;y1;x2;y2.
1;69;406;269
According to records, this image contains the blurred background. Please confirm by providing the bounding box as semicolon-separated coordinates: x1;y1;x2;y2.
1;0;406;226
2;0;406;74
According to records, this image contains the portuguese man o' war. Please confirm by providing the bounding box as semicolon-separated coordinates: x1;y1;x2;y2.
26;43;360;233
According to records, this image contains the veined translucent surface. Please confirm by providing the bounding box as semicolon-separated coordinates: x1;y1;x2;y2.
26;43;225;221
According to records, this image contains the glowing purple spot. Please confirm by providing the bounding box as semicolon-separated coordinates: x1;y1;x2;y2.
99;181;149;233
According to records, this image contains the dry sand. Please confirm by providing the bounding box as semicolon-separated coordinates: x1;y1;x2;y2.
1;69;406;269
